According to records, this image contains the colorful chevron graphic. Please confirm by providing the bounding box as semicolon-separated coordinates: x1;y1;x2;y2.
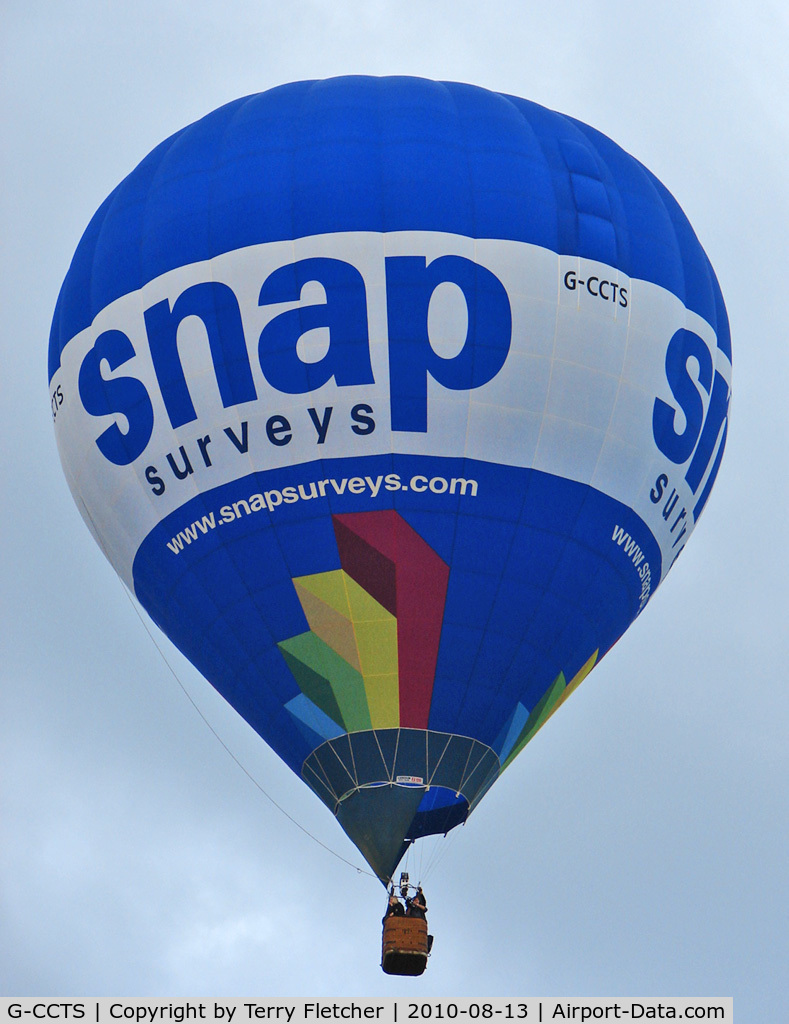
494;649;599;770
279;509;601;768
280;511;450;744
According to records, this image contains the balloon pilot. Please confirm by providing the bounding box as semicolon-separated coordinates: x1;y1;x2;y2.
383;887;405;921
406;885;427;920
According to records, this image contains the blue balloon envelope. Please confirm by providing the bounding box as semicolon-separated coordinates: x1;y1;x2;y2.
50;77;731;882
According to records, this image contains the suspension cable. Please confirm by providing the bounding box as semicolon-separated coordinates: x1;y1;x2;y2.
119;580;377;880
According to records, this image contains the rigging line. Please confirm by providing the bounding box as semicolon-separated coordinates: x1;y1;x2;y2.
418;809;464;883
419;831;432;883
118;580;376;880
429;834;442;872
423;840;446;881
424;824;461;880
417;833;438;883
412;832;432;887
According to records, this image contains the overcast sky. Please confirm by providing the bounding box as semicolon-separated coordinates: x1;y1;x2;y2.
2;0;787;1014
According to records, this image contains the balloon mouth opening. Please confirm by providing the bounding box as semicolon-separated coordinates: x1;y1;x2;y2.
405;785;468;840
333;782;471;884
343;781;469;838
300;728;499;880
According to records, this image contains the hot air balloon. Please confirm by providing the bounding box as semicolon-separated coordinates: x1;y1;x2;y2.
49;78;730;916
